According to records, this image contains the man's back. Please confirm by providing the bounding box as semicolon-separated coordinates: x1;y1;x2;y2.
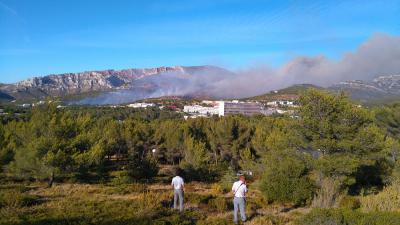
232;180;247;198
171;176;184;190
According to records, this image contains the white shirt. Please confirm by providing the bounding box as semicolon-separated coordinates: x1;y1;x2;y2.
232;181;247;197
171;176;184;190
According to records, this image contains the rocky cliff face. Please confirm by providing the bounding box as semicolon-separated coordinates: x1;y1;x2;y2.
373;75;400;94
4;65;399;104
329;75;400;100
0;65;232;102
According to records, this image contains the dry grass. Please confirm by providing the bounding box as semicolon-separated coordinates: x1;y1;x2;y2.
1;181;309;225
361;180;400;212
311;177;343;208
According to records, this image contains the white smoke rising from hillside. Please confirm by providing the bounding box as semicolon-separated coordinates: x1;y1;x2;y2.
77;33;400;104
208;33;400;98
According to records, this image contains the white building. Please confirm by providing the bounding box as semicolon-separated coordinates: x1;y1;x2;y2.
127;103;156;108
183;105;219;115
266;100;295;107
185;101;284;117
218;101;264;116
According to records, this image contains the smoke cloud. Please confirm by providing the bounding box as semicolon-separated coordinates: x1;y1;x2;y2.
78;33;400;104
209;33;400;98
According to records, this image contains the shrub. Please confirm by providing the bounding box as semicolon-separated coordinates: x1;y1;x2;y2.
136;191;167;210
207;197;228;212
197;217;231;225
219;168;237;193
153;210;204;225
297;208;400;225
250;194;269;209
179;162;219;182
158;165;178;177
260;150;314;206
249;215;289;225
311;177;343;208
360;179;400;212
210;183;223;195
107;183;148;195
110;170;132;186
0;191;39;208
297;208;346;225
127;154;158;180
339;196;360;210
185;193;213;205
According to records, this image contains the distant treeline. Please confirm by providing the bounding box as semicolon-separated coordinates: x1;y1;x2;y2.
1;89;400;206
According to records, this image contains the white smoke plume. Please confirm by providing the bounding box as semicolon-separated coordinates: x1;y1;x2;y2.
208;33;400;98
78;33;400;104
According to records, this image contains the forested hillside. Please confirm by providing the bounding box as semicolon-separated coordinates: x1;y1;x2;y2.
1;89;400;224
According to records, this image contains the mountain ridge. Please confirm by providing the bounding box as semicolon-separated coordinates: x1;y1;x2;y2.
329;74;400;101
2;66;400;104
0;65;231;102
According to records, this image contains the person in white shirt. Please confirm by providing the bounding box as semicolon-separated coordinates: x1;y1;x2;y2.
232;175;247;224
171;172;185;212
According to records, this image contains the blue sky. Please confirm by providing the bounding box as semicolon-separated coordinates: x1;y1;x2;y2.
0;0;399;83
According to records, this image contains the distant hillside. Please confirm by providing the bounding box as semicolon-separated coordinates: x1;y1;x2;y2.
0;65;234;105
329;75;400;103
246;75;400;105
3;66;400;106
0;84;15;102
0;91;14;102
245;84;323;102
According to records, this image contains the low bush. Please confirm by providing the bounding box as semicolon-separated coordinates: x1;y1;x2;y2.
207;197;229;212
110;170;132;186
180;163;219;182
360;179;400;212
197;217;231;225
152;210;204;225
0;190;39;208
260;150;314;206
339;196;360;210
311;177;343;208
157;165;177;178
210;183;223;195
127;154;159;181
219;168;238;193
249;194;268;209
249;215;290;225
185;193;213;205
107;171;149;194
297;208;400;225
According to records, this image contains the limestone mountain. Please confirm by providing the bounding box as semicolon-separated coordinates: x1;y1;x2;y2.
0;65;234;103
329;75;400;101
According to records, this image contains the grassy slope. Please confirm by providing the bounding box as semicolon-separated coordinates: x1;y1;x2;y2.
0;179;300;225
3;179;399;225
243;84;323;102
244;84;400;107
